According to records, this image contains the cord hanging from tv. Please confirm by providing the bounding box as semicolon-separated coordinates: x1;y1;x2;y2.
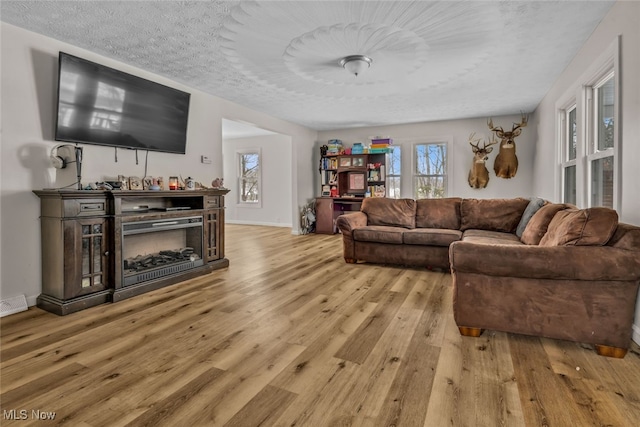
54;52;190;154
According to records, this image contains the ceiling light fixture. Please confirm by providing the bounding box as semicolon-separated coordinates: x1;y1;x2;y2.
339;55;372;77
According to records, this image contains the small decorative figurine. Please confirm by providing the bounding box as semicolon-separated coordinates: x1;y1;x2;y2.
211;178;224;188
185;177;195;190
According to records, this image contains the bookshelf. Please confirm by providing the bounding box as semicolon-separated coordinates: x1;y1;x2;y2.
316;151;388;234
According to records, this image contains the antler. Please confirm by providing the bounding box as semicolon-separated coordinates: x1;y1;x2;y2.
468;132;481;149
487;117;503;133
469;133;497;152
483;134;498;149
512;112;529;132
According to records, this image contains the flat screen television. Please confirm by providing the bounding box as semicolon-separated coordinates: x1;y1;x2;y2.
55;52;190;154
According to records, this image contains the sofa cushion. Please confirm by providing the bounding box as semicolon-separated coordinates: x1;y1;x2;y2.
539;207;619;246
361;198;416;229
460;198;529;232
462;229;523;245
353;226;404;244
415;198;462;229
515;197;546;238
521;203;573;245
607;222;640;250
403;228;462;247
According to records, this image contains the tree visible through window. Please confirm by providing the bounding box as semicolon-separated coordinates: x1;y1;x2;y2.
414;143;447;199
386;146;401;198
238;151;260;203
589;73;615;209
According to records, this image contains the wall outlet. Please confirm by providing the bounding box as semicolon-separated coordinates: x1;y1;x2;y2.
201;155;212;164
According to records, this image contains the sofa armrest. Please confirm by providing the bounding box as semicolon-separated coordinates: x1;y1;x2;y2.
449;241;640;281
336;212;368;236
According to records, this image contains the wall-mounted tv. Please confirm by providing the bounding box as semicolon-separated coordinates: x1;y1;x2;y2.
55;52;190;154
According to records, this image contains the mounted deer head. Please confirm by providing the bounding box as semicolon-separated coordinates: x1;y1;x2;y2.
487;113;528;179
468;133;498;189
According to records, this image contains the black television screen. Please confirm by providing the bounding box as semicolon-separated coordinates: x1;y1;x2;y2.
55;52;190;154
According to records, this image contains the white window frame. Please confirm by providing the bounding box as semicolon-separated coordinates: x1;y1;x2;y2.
559;102;578;205
585;69;618;209
236;148;262;207
412;139;450;199
555;36;620;211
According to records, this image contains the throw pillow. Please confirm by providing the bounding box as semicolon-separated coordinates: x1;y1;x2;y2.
460;198;530;232
361;198;416;229
515;197;546;238
521;203;571;245
539;207;619;246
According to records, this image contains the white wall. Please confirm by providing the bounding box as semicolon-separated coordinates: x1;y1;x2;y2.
223;134;293;227
0;23;318;306
531;1;640;343
317;114;536;200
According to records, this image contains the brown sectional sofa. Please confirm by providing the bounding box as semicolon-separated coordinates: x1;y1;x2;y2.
335;197;640;357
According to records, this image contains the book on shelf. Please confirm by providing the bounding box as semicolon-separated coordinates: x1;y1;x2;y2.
321;170;337;185
368;185;386;197
321;157;338;170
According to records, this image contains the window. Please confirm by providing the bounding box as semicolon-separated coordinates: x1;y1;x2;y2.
587;73;615;208
561;105;577;205
414;142;447;199
556;37;619;211
386;146;401;199
238;150;260;204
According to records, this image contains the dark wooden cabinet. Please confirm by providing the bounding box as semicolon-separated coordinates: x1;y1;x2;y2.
204;195;224;262
71;217;110;298
35;192;112;315
315;197;335;234
314;197;363;234
34;189;229;314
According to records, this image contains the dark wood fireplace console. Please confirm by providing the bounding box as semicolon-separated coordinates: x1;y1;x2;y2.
33;189;230;315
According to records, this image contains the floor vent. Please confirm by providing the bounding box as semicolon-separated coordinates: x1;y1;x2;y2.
0;294;28;317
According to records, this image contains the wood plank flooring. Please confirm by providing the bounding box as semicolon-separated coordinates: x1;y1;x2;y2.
2;224;640;426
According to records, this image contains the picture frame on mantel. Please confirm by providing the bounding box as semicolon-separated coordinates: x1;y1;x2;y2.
118;175;129;190
129;176;143;190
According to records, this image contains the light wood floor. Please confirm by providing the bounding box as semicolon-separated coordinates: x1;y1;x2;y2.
2;225;640;426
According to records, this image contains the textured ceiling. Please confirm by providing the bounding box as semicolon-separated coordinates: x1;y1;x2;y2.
1;1;614;131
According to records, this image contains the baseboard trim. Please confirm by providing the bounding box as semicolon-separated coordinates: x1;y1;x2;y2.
632;323;640;346
226;220;292;228
27;294;39;307
0;294;28;317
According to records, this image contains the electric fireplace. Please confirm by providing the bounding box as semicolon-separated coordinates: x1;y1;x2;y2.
121;216;204;286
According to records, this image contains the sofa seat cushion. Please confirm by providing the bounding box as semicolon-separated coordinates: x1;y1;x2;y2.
462;229;523;246
540;207;619;246
403;228;462;247
415;198;462;229
353;226;404;244
361;198;416;229
460;198;530;232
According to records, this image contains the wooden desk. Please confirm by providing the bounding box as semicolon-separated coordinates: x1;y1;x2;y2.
315;197;363;234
